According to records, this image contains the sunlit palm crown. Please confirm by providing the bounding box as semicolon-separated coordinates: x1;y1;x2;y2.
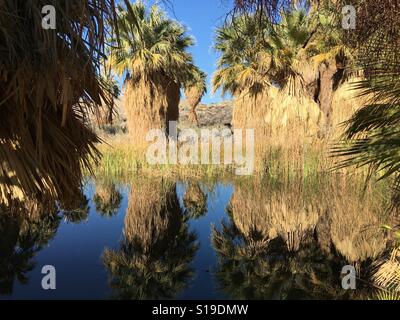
213;5;347;97
109;1;197;85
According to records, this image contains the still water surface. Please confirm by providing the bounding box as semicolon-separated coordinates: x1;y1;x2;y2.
0;178;388;299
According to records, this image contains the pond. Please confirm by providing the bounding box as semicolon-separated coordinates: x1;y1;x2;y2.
0;176;391;299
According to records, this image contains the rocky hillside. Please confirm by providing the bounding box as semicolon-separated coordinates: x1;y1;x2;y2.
178;101;233;129
99;97;234;135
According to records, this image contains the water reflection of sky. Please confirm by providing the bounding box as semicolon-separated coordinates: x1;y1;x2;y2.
177;183;234;300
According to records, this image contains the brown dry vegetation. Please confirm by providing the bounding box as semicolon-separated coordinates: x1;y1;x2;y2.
125;75;180;148
232;80;365;140
230;78;368;175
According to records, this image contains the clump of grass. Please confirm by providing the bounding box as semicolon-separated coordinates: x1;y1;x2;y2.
91;135;237;181
91;134;373;183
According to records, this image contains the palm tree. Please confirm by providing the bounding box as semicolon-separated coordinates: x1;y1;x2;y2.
184;69;207;126
109;1;201;145
102;180;198;299
328;1;400;216
213;5;350;136
0;0;116;206
213;14;270;98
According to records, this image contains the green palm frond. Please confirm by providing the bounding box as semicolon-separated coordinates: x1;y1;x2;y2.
109;1;196;85
212;14;270;96
212;7;334;98
333;54;400;179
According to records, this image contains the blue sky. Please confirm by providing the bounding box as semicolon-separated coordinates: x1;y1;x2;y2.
160;0;233;103
117;0;233;104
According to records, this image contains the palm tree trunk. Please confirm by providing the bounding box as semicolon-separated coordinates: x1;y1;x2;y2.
188;105;200;126
316;61;338;138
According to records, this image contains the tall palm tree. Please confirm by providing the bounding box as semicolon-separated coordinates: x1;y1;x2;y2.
184;69;207;126
109;1;200;145
213;5;350;136
0;0;117;206
328;1;400;220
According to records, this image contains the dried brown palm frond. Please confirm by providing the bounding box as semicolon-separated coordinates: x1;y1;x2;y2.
230;178;389;256
232;85;320;166
374;289;400;300
268;194;319;252
329;191;388;264
0;0;117;206
229;181;274;246
372;247;400;292
229;180;320;252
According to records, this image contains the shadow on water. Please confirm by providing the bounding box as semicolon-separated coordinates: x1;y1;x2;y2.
0;175;395;299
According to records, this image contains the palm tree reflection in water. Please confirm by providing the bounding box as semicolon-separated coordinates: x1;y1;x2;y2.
103;180;198;300
212;179;391;300
93;182;123;218
0;202;60;296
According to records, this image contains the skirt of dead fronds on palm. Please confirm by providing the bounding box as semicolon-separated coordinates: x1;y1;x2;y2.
124;74;180;149
231;81;368;173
